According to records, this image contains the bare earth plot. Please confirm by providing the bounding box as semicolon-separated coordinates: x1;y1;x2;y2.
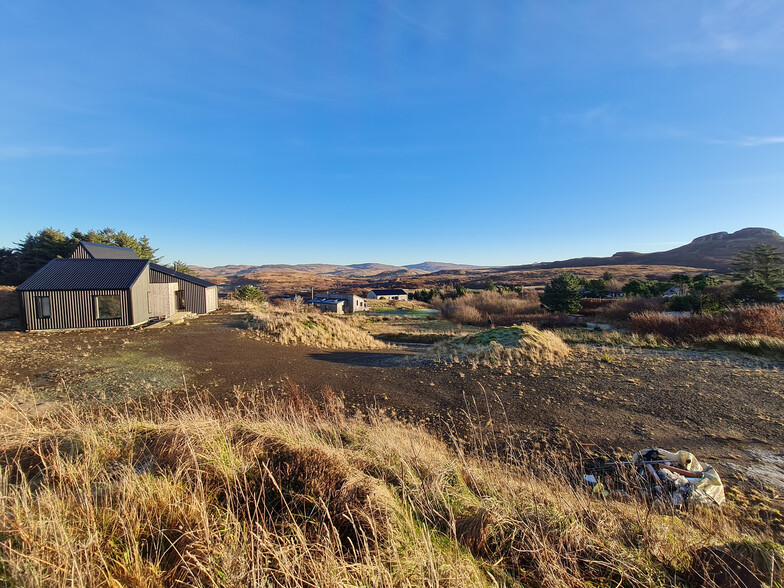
1;310;783;490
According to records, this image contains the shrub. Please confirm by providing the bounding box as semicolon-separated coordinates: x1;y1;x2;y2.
434;291;541;327
629;305;784;342
596;297;666;324
540;272;582;313
0;286;19;320
233;285;266;303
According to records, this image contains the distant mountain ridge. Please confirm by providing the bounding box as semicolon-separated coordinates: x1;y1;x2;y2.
501;227;783;273
189;228;783;280
189;261;486;279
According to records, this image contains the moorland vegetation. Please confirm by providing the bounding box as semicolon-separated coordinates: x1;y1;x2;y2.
0;387;781;587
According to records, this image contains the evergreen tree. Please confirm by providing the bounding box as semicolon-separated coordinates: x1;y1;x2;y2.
730;243;784;290
734;278;778;303
540;272;583;313
167;260;199;276
71;228;160;261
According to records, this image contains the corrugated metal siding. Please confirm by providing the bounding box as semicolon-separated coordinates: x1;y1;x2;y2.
149;268;208;314
21;290;133;330
70;245;91;259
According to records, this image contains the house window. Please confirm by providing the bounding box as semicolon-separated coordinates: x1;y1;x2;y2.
95;295;122;320
175;290;186;311
35;296;51;319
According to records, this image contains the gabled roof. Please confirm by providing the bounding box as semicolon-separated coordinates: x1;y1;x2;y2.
369;288;407;296
76;241;140;259
149;263;216;288
17;259;149;291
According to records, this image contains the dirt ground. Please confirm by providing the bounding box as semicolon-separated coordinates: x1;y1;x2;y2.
1;310;783;492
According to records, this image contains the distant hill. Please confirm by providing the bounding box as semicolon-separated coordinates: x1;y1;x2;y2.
501;227;783;273
190;261;481;279
189;228;783;290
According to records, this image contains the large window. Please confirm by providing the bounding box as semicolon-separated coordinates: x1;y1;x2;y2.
35;296;51;319
175;289;186;311
94;295;122;320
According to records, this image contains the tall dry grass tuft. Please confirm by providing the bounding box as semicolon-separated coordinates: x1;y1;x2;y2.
233;300;387;350
432;325;571;368
0;387;781;587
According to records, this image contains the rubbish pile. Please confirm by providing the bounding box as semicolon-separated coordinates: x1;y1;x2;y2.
585;447;726;507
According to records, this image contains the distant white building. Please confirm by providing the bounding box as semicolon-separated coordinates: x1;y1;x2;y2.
662;286;688;298
314;292;367;313
367;288;408;301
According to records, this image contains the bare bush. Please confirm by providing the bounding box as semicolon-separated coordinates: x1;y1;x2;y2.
597;297;667;324
630;305;784;342
435;291;542;327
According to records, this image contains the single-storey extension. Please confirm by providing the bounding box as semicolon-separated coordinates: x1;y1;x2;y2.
366;288;408;301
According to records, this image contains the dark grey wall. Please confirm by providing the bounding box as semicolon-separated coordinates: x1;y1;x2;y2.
20;289;133;330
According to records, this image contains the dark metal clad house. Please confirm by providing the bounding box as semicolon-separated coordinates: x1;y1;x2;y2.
17;259;150;331
149;263;218;315
70;241;141;260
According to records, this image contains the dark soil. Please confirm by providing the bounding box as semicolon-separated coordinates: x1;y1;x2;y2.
2;310;783;491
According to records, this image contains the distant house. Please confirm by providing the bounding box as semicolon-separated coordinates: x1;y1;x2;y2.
305;298;346;314
366;288;408;301
662;286;687;298
16;246;218;331
313;292;367;313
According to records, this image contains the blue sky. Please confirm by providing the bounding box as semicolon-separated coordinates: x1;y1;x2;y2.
1;1;783;267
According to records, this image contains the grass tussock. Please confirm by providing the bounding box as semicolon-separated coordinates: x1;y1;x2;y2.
0;388;781;587
432;325;571;368
236;301;387;350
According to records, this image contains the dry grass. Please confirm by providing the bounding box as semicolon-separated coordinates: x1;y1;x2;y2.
0;286;19;320
558;327;669;349
696;333;784;360
432;325;571;369
630;305;784;342
0;387;781;587
433;291;542;327
234;300;387;350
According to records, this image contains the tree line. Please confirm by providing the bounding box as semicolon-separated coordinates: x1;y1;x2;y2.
0;227;196;285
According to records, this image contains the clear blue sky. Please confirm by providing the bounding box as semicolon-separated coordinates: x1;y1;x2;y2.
1;1;783;267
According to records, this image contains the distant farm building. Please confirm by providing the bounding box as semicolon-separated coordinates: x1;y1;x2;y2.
16;242;217;331
305;298;346;314
366;288;408;301
313;292;367;313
